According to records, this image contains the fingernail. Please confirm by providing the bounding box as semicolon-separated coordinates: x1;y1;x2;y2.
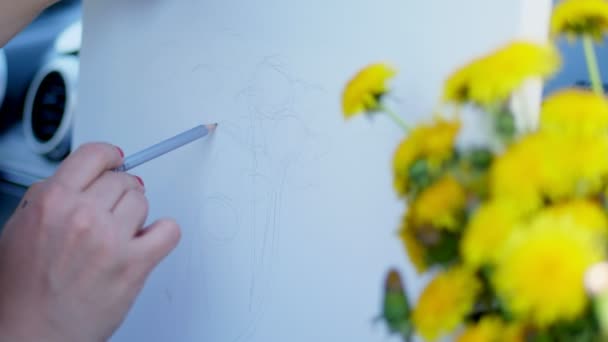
135;176;145;187
116;146;124;158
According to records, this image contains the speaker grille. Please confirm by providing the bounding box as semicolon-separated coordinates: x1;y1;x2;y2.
31;71;66;143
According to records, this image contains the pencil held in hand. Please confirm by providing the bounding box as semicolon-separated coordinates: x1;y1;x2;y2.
114;123;217;172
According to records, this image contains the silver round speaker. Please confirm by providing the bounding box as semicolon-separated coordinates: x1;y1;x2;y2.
23;55;78;161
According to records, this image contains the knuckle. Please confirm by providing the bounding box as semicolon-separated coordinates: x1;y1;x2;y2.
75;142;114;161
103;171;127;186
64;207;99;252
37;182;67;213
77;142;106;155
68;204;96;233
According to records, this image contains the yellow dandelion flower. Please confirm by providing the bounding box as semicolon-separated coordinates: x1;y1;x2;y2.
462;199;608;272
393;134;422;196
456;316;524;342
412;267;482;341
571;136;608;194
393;119;461;195
541;199;608;236
419;120;462;163
494;214;606;326
342;63;396;118
444;63;475;105
541;88;608;137
456;317;502;342
461;201;523;268
411;176;467;231
551;0;608;40
490;132;608;210
540;135;608;199
398;215;428;274
444;41;560;107
536;137;580;199
489;133;550;213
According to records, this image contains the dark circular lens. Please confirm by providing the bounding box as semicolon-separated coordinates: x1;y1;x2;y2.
31;71;66;143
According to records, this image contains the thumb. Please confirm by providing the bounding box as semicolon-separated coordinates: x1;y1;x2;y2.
132;219;181;273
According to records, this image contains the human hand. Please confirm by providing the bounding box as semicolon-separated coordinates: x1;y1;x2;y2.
0;143;181;342
0;0;61;47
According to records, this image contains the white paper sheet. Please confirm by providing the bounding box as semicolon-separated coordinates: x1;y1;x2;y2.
75;1;550;340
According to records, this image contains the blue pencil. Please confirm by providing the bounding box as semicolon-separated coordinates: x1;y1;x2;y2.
114;123;217;172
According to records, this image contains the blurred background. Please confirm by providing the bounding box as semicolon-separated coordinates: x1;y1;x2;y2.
0;0;81;224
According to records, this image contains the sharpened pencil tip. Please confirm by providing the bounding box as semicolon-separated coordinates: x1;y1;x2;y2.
206;123;218;133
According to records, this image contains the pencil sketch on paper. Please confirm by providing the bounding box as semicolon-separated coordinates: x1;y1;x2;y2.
191;55;330;341
201;194;241;243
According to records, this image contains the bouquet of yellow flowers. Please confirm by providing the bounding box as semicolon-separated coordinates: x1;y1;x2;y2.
342;0;608;341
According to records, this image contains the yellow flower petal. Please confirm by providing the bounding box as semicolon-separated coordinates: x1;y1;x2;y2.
398;215;428;274
411;176;467;231
413;267;481;341
489;133;549;213
444;41;560;107
541;199;608;237
342;63;396;117
393;134;423;196
490;132;608;209
462;199;607;271
551;0;608;40
461;201;522;268
456;316;524;342
541;88;608;137
393;119;460;196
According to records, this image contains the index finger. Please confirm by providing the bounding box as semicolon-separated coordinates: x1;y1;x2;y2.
52;143;124;190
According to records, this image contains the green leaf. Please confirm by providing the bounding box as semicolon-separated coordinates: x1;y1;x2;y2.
426;231;461;266
495;110;516;142
469;149;494;170
409;159;432;190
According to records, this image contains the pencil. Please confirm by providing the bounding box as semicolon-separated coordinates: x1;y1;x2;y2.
113;123;217;172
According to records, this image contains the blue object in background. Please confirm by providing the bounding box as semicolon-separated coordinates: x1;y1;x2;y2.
544;38;608;95
0;0;82;232
0;0;81;131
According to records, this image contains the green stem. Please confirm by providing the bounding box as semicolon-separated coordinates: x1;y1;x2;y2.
583;35;604;96
485;104;516;146
399;324;413;342
381;106;409;131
